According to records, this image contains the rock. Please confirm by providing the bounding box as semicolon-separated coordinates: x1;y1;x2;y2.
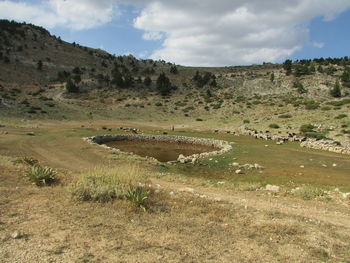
177;154;186;164
217;181;225;185
342;193;350;199
231;162;240;166
178;187;196;194
300;165;305;168
0;131;8;135
11;231;22;239
254;163;263;169
332;163;337;167
235;169;243;174
276;141;283;145
265;184;280;192
322;164;327;168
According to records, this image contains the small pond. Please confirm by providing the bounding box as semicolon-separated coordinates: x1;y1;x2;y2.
104;140;219;162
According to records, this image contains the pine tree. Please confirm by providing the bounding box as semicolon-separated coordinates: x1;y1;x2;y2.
330;79;341;98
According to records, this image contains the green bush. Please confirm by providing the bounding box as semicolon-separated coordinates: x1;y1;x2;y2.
335;114;347;119
155;102;162;106
300;124;315;133
26;166;56;186
243;119;250;124
269;123;280;129
278;114;292;118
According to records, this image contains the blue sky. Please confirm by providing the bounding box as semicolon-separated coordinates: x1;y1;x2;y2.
1;0;349;66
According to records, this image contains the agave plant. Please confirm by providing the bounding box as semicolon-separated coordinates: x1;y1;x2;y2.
26;165;56;186
125;187;149;211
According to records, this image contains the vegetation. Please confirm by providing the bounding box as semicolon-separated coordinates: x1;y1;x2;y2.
70;165;148;203
25;165;56;186
330;79;342;98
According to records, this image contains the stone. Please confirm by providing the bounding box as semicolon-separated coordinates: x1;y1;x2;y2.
342;193;350;199
11;231;22;239
231;162;239;166
178;187;196;194
235;169;243;174
265;184;280;192
300;165;304;168
254;163;263;169
276;141;283;145
332;163;337;167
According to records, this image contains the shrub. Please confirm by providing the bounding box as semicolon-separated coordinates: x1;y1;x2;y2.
155;102;162;106
335;114;347;119
125;187;149;211
196;118;203;121
269;123;280;129
243;120;250;124
13;157;39;166
70;165;148;203
292;186;325;201
305;101;319;110
26;166;56;186
278;114;292;119
300;124;315;133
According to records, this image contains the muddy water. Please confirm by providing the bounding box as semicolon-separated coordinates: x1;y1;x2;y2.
104;140;219;162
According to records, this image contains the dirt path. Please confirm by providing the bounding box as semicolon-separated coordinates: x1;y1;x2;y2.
151;178;350;228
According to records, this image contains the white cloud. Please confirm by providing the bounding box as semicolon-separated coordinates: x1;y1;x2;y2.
132;0;350;66
312;42;325;49
142;31;163;40
0;0;118;30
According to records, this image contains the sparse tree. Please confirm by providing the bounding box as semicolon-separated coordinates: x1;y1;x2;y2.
283;59;292;75
143;76;152;86
330;79;341;98
66;78;79;93
156;73;172;96
270;72;275;82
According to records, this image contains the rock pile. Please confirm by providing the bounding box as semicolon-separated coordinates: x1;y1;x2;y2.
300;139;350;155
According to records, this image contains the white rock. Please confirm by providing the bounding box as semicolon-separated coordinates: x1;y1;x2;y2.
342;193;350;199
300;165;305;168
178;187;196;194
265;184;280;192
11;231;21;239
332;163;337;167
231;162;240;166
235;169;243;174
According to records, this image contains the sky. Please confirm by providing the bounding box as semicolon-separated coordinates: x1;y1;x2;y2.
0;0;349;67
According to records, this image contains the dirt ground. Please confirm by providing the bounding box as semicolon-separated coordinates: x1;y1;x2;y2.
0;121;350;262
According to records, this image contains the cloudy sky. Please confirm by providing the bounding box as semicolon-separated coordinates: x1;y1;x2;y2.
1;0;349;66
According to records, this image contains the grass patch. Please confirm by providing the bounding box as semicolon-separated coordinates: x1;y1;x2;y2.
70;164;149;203
291;186;326;200
269;123;280;129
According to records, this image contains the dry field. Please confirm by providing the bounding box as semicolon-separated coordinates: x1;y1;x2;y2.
0;121;350;263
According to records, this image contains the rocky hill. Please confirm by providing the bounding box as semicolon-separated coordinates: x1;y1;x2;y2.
1;20;350;145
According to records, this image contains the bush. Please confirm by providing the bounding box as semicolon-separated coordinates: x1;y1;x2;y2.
300;124;315;133
13;157;39;166
125;187;149;211
243;120;250;124
196;118;203;121
335;114;347;119
70;165;148;203
278;114;292;119
155;102;162;106
269;123;280;129
26;166;56;186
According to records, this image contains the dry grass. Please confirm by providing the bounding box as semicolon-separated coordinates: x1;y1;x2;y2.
70;164;149;202
1;157;350;262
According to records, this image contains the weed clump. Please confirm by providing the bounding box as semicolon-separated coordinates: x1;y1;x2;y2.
26;166;56;186
70;165;149;206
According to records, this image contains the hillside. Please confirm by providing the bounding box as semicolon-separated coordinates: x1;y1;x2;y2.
0;19;350;145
